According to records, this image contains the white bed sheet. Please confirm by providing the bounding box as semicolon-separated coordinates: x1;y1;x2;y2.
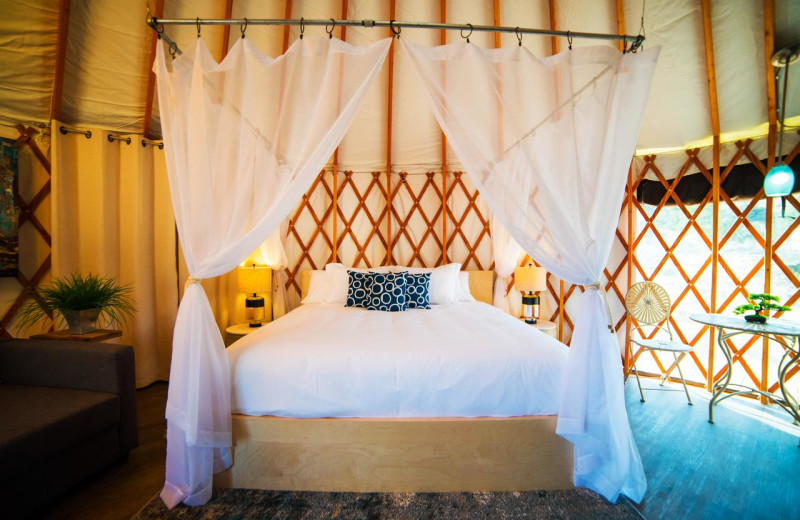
228;302;567;418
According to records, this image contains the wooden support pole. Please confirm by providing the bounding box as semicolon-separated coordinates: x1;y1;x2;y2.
143;0;165;138
330;0;348;263
762;0;776;401
701;0;721;393
50;0;71;122
441;0;448;265
282;0;294;53
548;0;559;55
386;0;396;264
616;0;626;53
626;163;634;373
220;0;234;59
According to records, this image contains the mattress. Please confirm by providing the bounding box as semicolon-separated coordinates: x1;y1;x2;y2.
228;302;567;418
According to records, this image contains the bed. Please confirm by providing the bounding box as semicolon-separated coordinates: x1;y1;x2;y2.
214;270;574;492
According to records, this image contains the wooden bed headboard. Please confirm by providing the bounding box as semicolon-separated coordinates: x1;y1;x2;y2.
301;269;495;305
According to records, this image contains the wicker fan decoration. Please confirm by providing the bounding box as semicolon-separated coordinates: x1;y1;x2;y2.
625;282;670;325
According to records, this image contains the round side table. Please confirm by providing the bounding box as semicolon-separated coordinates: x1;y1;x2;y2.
519;318;558;339
225;323;263;346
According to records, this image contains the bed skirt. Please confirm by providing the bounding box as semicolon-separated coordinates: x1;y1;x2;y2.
214;414;574;492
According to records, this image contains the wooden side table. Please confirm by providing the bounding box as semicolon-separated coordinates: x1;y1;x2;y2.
225;323;264;346
519;318;558;339
30;329;122;342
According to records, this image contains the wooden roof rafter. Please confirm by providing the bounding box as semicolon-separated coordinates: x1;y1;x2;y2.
142;0;164;139
50;0;71;121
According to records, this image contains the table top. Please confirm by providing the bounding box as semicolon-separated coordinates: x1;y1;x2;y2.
519;318;557;330
30;329;123;342
226;323;265;335
690;313;800;336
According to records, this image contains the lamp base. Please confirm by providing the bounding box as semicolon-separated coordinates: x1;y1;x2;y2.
521;293;540;325
245;294;265;327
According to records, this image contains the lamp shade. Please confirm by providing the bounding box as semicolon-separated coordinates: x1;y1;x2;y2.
237;266;270;295
764;163;795;197
514;265;547;293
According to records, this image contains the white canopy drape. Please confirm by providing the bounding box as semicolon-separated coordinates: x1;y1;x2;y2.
402;40;659;502
154;35;390;507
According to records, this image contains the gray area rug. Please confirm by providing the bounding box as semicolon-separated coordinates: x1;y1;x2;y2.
132;488;643;519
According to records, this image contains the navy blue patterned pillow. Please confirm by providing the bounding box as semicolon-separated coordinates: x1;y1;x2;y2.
403;272;431;309
345;270;373;308
366;272;407;312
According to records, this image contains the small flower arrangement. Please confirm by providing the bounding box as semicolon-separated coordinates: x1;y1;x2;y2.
733;293;791;324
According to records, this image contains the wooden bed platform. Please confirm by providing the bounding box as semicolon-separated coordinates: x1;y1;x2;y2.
216;269;573;492
214;414;574;492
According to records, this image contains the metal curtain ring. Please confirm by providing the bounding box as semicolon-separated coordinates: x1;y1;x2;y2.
461;23;473;43
326;18;335;39
168;40;178;58
241;18;247;39
389;19;401;38
567;31;573;50
516;27;522;46
299;17;305;39
196;17;201;38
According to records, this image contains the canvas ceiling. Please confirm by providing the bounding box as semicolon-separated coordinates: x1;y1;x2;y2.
1;0;798;179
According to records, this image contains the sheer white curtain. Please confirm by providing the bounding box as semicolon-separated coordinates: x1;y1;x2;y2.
490;215;521;313
403;40;659;502
154;35;390;507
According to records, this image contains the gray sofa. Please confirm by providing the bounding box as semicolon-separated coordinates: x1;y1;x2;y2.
0;338;138;519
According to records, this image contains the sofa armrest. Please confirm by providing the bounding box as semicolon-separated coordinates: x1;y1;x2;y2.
0;339;139;453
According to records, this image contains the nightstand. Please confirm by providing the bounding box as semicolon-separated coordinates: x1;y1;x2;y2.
519;318;558;339
225;323;263;346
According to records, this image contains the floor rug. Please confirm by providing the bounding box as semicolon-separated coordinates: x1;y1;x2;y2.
132;488;643;519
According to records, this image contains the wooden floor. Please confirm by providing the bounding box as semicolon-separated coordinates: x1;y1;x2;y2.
33;379;800;520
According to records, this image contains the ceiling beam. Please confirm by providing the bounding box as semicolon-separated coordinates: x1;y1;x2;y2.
142;0;164;138
700;0;720;138
548;0;559;54
50;0;71;121
220;0;234;59
282;0;293;53
616;0;625;52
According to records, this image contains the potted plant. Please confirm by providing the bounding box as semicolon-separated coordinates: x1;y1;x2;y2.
733;293;791;324
17;273;135;334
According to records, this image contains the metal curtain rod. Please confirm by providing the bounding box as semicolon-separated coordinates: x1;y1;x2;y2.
148;16;644;50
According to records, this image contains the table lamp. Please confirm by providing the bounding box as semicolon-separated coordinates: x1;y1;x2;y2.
514;264;547;324
237;265;270;327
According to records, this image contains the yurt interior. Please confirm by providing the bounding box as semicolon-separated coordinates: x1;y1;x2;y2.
1;0;799;519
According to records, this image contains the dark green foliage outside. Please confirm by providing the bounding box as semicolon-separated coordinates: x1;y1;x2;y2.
16;273;135;332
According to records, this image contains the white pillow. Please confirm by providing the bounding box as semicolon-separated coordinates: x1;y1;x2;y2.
458;271;476;302
325;263;395;304
399;263;461;305
301;270;332;304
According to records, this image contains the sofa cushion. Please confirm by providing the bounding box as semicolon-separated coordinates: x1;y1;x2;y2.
0;385;119;476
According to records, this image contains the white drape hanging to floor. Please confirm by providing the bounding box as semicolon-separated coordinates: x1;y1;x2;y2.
154;35;391;508
402;40;659;503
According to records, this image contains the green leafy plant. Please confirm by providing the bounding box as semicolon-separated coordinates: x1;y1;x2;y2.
16;273;135;332
733;293;791;323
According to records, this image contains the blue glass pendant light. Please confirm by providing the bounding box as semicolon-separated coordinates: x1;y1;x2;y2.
765;42;799;198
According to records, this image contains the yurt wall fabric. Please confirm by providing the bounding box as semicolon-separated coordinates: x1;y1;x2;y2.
401;41;660;501
51;122;177;386
154;35;391;507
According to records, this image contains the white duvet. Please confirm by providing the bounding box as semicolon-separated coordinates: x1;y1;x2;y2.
228;302;568;418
